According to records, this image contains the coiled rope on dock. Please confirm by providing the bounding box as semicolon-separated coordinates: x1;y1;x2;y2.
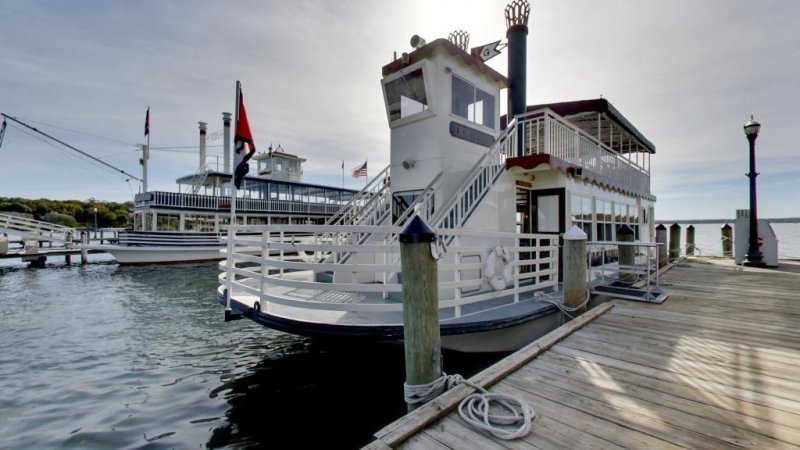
404;373;534;440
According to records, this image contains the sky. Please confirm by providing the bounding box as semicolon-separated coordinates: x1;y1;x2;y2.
1;0;798;220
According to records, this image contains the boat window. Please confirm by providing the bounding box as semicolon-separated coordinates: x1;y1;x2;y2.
185;214;215;232
384;68;428;122
451;75;495;129
570;194;592;239
392;190;433;222
596;199;613;241
156;213;179;231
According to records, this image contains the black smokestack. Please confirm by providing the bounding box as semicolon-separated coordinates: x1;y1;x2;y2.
505;0;530;121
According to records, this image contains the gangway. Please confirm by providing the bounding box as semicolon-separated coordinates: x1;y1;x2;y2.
0;212;76;244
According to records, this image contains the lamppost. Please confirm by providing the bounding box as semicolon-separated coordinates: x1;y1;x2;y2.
743;115;764;266
93;207;98;232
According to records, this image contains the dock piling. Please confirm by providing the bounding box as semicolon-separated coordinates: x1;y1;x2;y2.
617;224;635;285
721;223;733;257
563;225;588;313
686;225;695;256
399;216;441;412
669;223;681;261
655;224;667;267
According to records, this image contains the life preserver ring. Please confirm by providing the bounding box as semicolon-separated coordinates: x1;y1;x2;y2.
296;236;328;263
485;246;512;291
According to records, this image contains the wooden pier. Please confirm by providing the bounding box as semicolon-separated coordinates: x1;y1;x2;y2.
367;258;800;449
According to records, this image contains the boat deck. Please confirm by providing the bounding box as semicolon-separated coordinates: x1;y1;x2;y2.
367;258;800;449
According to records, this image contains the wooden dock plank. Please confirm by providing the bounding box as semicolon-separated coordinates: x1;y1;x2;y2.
532;351;800;433
569;326;800;382
520;362;800;448
367;260;800;450
495;381;689;449
557;335;800;403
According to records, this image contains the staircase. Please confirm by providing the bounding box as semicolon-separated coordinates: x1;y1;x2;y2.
431;120;516;232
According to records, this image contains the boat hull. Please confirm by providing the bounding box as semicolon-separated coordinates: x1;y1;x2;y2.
83;243;223;264
217;286;560;353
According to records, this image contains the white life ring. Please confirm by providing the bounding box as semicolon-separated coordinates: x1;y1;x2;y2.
296;237;327;262
485;246;512;291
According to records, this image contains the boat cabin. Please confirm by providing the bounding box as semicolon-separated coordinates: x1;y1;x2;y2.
381;38;656;245
132;129;355;233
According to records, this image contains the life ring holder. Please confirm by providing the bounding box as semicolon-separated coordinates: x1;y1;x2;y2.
484;246;512;291
295;236;329;263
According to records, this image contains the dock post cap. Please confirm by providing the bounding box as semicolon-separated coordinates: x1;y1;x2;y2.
616;223;634;236
721;223;732;229
656;223;667;230
399;216;436;243
564;225;587;241
670;222;681;229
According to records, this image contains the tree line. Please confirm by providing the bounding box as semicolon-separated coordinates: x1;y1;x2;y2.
0;197;132;229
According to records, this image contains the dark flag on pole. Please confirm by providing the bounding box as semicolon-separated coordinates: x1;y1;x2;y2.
233;89;256;189
144;107;150;137
0;118;6;148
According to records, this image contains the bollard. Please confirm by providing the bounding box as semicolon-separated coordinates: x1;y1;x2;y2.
686;225;695;256
655;224;667;268
669;223;681;261
721;223;733;257
399;216;440;412
563;225;588;313
617;224;635;285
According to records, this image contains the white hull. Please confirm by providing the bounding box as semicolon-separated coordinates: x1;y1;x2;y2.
83;244;222;264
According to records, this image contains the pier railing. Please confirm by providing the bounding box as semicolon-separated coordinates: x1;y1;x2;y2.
220;224;559;317
0;212;76;243
510;109;651;195
587;240;663;303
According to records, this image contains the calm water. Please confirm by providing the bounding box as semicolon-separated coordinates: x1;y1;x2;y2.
659;222;800;259
0;256;502;449
2;223;798;449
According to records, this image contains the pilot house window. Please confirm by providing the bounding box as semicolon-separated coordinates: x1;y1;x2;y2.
384;68;428;122
451;75;495;129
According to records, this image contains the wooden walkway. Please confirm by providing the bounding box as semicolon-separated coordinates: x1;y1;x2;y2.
367;259;800;449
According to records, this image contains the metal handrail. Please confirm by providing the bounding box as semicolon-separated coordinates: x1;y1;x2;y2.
221;224;560;315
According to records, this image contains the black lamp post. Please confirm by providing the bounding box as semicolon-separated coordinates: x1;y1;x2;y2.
743;115;764;266
93;207;98;231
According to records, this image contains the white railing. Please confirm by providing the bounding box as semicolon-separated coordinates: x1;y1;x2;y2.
0;212;76;242
510;109;651;194
221;224;559;317
323;165;392;228
432;120;513;231
139;191;342;215
587;240;661;302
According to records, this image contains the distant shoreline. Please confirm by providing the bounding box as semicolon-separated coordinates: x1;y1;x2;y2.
656;218;800;224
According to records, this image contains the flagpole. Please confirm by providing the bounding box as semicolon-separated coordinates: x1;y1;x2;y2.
143;107;150;194
341;160;344;189
226;81;240;313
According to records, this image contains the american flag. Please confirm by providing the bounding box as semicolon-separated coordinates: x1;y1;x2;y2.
352;161;367;178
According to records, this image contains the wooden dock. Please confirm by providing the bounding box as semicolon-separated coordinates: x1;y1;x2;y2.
367;258;800;449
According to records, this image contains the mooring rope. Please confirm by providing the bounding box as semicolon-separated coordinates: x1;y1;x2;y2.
404;373;534;440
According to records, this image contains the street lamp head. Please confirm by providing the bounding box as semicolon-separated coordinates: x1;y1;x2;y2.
743;115;761;138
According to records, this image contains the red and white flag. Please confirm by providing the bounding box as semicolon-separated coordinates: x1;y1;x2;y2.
233;89;256;189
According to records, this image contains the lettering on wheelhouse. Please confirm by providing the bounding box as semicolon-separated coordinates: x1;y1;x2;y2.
449;121;495;148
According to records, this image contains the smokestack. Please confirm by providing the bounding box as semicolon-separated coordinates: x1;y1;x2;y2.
222;112;232;173
505;0;530;121
199;121;207;171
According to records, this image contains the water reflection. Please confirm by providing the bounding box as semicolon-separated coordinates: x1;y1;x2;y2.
207;338;506;449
